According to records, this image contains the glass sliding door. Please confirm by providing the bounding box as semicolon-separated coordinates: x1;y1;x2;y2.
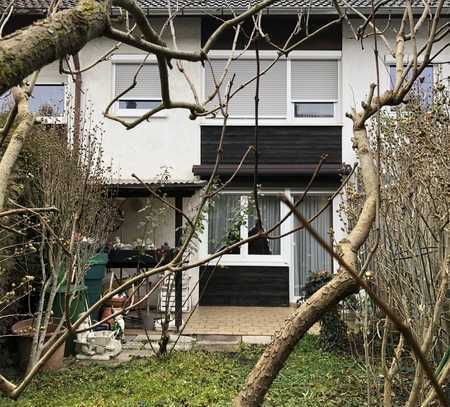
248;195;281;255
208;194;242;254
293;195;333;298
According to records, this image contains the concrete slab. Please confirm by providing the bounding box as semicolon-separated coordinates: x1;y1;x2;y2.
168;342;193;352
122;341;144;350
242;336;272;345
170;335;196;343
196;335;241;352
114;353;133;363
196;335;241;343
76;354;112;361
134;334;161;342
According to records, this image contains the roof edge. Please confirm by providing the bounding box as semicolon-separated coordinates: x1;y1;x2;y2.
4;5;449;17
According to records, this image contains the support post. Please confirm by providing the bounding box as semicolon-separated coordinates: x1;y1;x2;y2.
174;195;183;331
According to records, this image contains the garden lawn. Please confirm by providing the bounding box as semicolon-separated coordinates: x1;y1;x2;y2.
0;335;366;407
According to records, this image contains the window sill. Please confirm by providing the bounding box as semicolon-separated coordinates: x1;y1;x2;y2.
113;109;167;119
201;117;343;126
207;255;288;267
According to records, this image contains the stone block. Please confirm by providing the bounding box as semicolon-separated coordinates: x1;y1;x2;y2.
114;353;133;363
169;335;196;343
122;341;144;350
168;342;193;352
134;334;161;342
242;336;272;345
196;335;241;352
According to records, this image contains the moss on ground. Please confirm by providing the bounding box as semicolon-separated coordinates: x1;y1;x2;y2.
0;335;366;407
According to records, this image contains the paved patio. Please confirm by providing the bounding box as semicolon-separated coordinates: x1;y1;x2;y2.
183;305;299;336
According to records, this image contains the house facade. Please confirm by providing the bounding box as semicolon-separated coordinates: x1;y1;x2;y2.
2;1;449;310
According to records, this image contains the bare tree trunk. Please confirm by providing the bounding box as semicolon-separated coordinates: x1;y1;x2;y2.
0;87;33;209
234;123;378;407
0;0;107;95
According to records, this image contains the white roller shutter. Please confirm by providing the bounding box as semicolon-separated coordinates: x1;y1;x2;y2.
205;58;287;117
291;60;338;101
115;63;161;99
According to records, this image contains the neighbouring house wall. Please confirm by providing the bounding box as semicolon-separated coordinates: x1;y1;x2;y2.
342;17;450;166
338;17;450;246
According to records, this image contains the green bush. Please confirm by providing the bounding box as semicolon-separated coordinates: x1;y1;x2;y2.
303;272;349;353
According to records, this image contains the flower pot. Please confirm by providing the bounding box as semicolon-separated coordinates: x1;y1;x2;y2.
11;318;65;371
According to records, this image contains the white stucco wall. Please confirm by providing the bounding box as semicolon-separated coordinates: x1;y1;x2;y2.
342;17;450;165
78;17;202;181
33;17;450;187
337;18;450;246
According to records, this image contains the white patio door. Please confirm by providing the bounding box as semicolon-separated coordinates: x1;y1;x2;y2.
292;195;333;299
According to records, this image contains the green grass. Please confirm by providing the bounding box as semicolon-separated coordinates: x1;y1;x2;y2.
0;336;366;407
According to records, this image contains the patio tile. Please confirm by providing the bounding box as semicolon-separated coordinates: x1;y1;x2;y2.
184;306;298;336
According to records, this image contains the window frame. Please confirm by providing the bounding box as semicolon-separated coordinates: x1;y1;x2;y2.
289;56;340;122
200;189;336;303
1;82;66;122
206;191;288;266
29;82;66;120
202;50;342;126
111;54;165;118
385;60;435;109
203;55;288;120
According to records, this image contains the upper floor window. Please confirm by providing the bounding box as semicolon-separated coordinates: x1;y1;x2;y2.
291;60;338;118
389;64;433;107
114;62;162;115
30;84;65;116
0;83;65;116
204;54;340;122
205;59;287;118
0;91;13;113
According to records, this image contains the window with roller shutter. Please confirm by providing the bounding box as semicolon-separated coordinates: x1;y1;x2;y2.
114;62;162;113
204;58;287;118
291;59;339;118
204;56;339;121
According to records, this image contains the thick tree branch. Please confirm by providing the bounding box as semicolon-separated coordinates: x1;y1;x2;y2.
0;87;34;210
0;0;108;95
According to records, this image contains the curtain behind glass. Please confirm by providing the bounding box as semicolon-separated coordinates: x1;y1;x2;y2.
208;195;241;254
293;195;332;297
248;196;280;255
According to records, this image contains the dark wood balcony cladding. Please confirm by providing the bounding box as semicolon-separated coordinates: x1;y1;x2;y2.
201;16;342;50
199;265;289;306
200;126;342;166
